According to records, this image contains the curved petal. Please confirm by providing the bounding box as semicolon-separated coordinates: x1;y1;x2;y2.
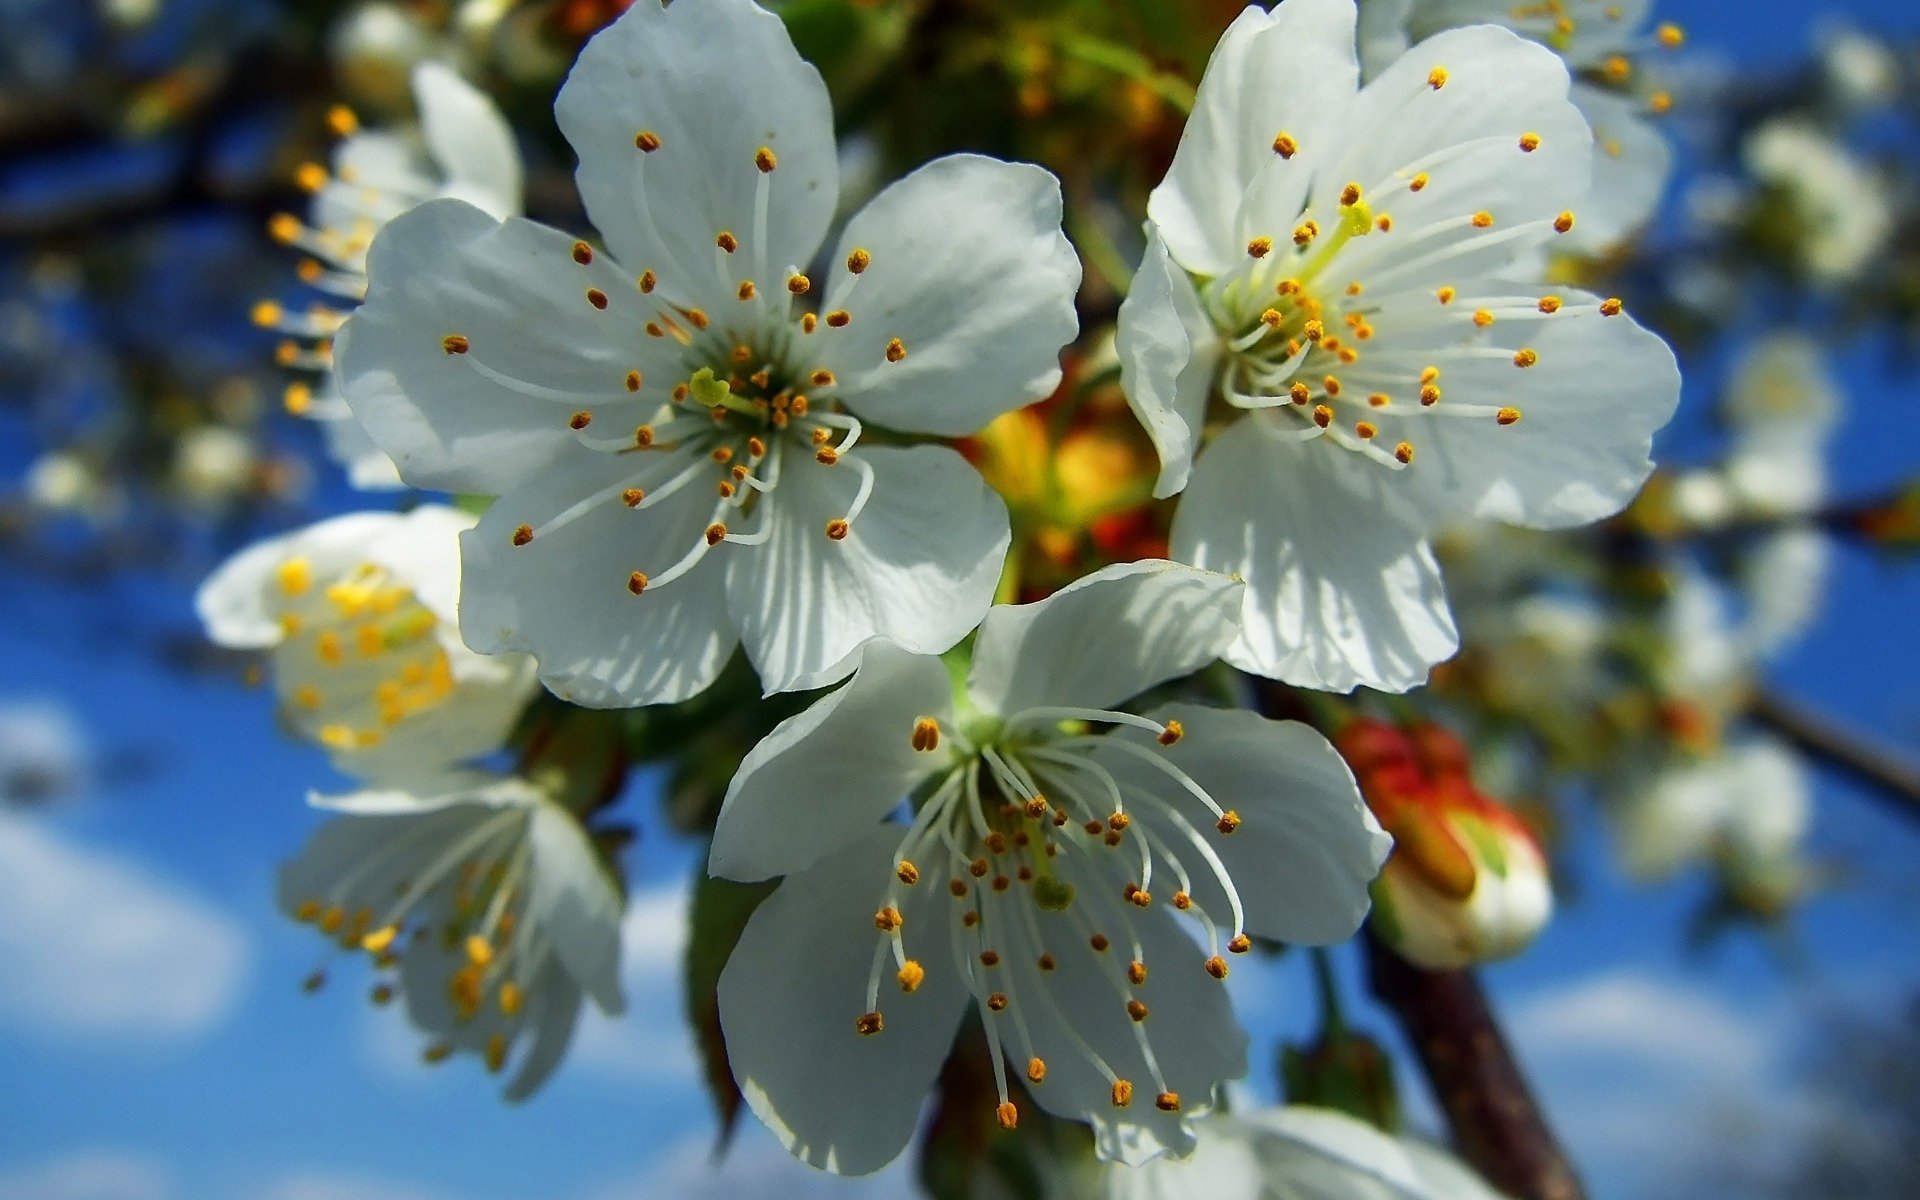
1355;0;1416;78
196;512;405;648
339;199;676;496
968;561;1242;718
1105;1122;1266;1200
553;0;837;310
1172;420;1459;694
1097;704;1389;946
1238;1106;1430;1199
318;402;406;491
719;827;970;1175
413;62;523;218
710;641;953;882
503;960;587;1102
1148;0;1360;276
812;154;1080;438
461;449;738;708
1118;230;1220;499
363;504;471;623
1367;288;1680;529
727;445;1009;695
1565;85;1671;253
527;803;626;1014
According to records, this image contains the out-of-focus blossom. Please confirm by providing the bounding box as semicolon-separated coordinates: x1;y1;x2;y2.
1339;719;1551;970
1743;118;1893;286
340;0;1079;705
1817;23;1900;113
0;700;91;808
1107;1105;1511;1199
263;62;524;490
170;425;259;509
281;768;624;1099
22;452;116;521
197;506;538;776
330;3;448;113
709;563;1388;1171
1357;0;1680;253
1120;0;1679;693
1610;737;1812;905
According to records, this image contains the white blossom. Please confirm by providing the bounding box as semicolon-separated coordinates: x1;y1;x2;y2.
197;505;538;775
1118;0;1679;693
1743;118;1894;285
280;768;624;1099
708;563;1389;1173
262;61;524;489
338;0;1080;706
1611;737;1811;885
1358;0;1680;253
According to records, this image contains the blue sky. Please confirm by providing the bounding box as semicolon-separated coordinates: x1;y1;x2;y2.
3;2;1919;1199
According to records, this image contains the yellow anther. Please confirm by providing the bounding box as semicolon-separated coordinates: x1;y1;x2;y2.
980;948;1002;967
1355;421;1378;440
1323;375;1342;397
1272;131;1299;158
856;1011;884;1036
1553;211;1576;233
996;1101;1019;1130
1127;999;1149;1022
442;333;470;354
715;231;738;254
251;300;283;328
755;146;778;172
1538;296;1563;314
1649;91;1673;115
1513;347;1539;368
1395;441;1415;464
486;1033;508;1074
897;960;925;993
685;308;709;330
1247;236;1273;259
1206;956;1230;979
1436;286;1456;304
500;982;523;1016
819;517;849;542
324;104;358;137
1216;810;1241;834
1228;934;1252;954
737;280;758;301
1127;960;1147;986
1600;297;1624;316
1157;719;1184;746
294;162;329;192
319;905;345;934
896;861;920;886
295;899;322;922
1471;211;1494;229
811;369;836;387
634;130;662;152
1496;407;1523;425
315;632;345;666
1312;404;1333;429
1340;182;1363;207
627;571;648;595
1368;392;1391;408
586;287;610;310
1303;318;1325;342
1111;1081;1134;1108
638;269;657;293
1027;1057;1046;1084
1427;66;1449;89
1409;172;1430;192
1473;309;1495;327
703;523;728;546
1089;932;1110;952
1292;220;1318;246
277;556;313;596
1156;1092;1182;1112
465;935;494;967
362;925;399;954
885;338;907;362
1289;381;1312;405
1657;22;1684;47
268;213;301;243
1604;54;1632;83
911;717;941;752
569;410;594;431
511;524;534;547
847;247;872;274
1375;213;1394;232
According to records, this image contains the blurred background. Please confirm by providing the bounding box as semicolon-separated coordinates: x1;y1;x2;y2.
2;1;1919;1198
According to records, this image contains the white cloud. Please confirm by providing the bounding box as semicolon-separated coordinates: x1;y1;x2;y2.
252;1172;457;1200
581;1126;921;1200
571;884;699;1085
0;816;247;1040
0;1149;172;1200
1509;970;1774;1083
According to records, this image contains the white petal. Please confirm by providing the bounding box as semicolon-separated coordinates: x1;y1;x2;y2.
1172;420;1459;693
812;154;1080;437
553;0;836;309
504;960;587;1102
1400;1137;1512;1200
339;199;678;496
719;827;971;1175
1238;1107;1430;1199
710;641;952;882
1104;1122;1266;1200
1099;704;1389;946
1564;85;1671;253
1003;875;1247;1165
1369;289;1680;530
727;445;1008;695
1738;527;1829;655
318;402;406;491
1355;0;1416;78
195;512;405;647
1148;0;1359;276
413;62;523;219
461;450;738;708
968;561;1242;718
527;803;626;1014
1118;231;1220;499
362;504;472;622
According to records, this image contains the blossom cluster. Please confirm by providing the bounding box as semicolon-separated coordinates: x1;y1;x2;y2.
191;0;1741;1189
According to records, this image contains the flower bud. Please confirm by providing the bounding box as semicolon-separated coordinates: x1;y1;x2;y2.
1339;721;1553;970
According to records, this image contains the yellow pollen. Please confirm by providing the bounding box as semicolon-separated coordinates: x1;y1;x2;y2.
1496;407;1523;425
276;556;313;596
737;280;758;300
846;247;872;274
295;899;321;922
1410;172;1429;192
634;130;662;152
294;162;328;192
511;524;534;547
1259;308;1282;329
1313;405;1333;429
1473;309;1495;327
1421;385;1441;406
856;1011;884;1036
1112;1081;1134;1108
1519;132;1541;152
1340;182;1362;207
1304;319;1325;342
1600;297;1624;316
638;269;657;293
1217;810;1241;834
1027;1057;1046;1084
1604;55;1631;82
686;308;709;329
716;231;738;254
1657;22;1684;47
1292;220;1318;246
1127;999;1149;1022
1554;211;1576;233
569;410;593;430
1290;381;1312;405
250;300;283;328
1368;392;1390;408
1427;66;1449;89
755;145;778;172
362;925;399;954
897;861;920;885
1513;347;1539;368
1471;211;1494;229
1127;960;1147;985
1649;91;1673;115
627;571;648;595
1206;956;1230;979
319;906;345;935
465;935;494;967
885;338;907;362
815;446;839;465
911;717;941;752
583;286;609;310
898;960;925;992
1156;1091;1182;1112
571;240;594;265
825;519;851;541
1228;934;1252;954
1538;296;1563;314
1323;375;1342;397
825;309;851;328
1395;441;1415;464
875;905;903;932
996;1101;1018;1130
1355;421;1378;440
1089;932;1110;952
316;632;344;666
1247;236;1273;258
1272;131;1299;158
811;369;836;387
704;523;728;546
1375;213;1394;232
268;213;301;243
324;104;358;137
500;982;523;1016
1436;286;1456;304
1157;719;1183;746
441;334;470;355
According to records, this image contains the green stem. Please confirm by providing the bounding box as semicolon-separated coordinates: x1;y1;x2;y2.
1311;946;1347;1040
1055;32;1195;114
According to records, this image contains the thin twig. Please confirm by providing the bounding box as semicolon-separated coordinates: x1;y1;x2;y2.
1750;689;1920;820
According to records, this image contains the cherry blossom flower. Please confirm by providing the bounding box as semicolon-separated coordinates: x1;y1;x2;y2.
1118;0;1679;693
197;505;538;774
259;61;523;489
337;0;1079;706
708;563;1389;1172
281;768;624;1099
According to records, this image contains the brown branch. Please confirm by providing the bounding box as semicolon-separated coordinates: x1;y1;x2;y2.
1749;689;1920;820
1364;932;1586;1200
